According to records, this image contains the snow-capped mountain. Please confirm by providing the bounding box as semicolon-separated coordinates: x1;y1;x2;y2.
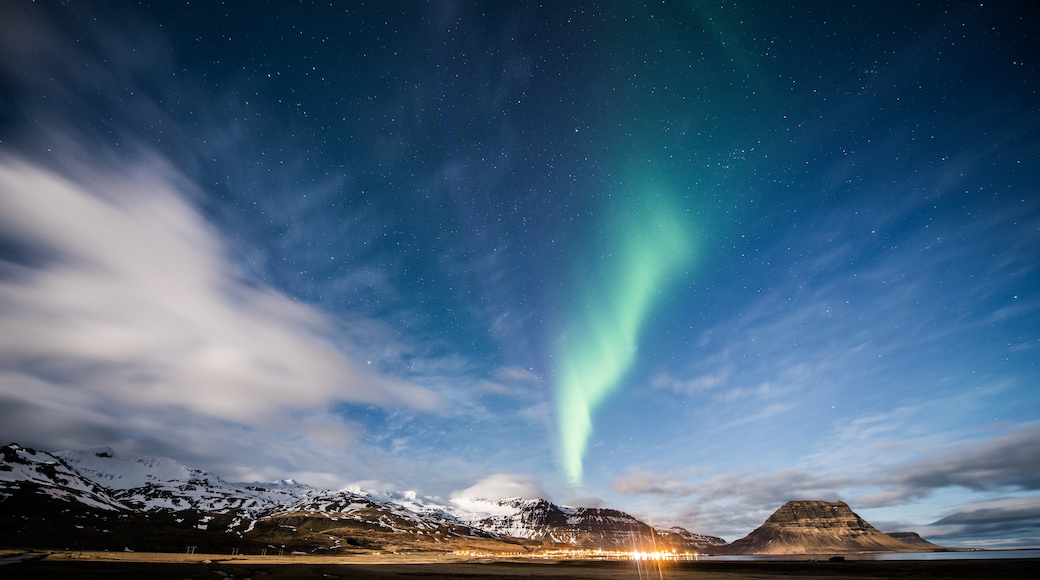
0;443;723;553
0;444;126;512
448;496;725;550
53;446;327;519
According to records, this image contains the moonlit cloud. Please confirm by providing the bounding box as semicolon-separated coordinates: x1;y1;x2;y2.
611;422;1040;542
924;496;1040;546
612;472;698;496
451;473;549;501
0;157;437;464
651;365;731;394
859;423;1040;506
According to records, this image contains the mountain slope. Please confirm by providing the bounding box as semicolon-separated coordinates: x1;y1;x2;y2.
55;447;315;517
0;443;721;553
449;497;725;551
886;531;950;551
719;500;939;554
0;444;127;511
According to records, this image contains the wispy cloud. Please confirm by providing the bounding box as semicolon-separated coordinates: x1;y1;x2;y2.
651;364;731;394
0;156;439;480
858;423;1040;506
612;472;698;496
0;158;438;414
477;365;544;395
923;496;1040;547
721;402;798;428
611;421;1040;542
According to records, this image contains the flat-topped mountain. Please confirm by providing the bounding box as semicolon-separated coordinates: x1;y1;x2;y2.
719;500;944;554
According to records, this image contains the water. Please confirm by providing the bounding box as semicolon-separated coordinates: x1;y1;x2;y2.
867;549;1040;561
703;549;1040;562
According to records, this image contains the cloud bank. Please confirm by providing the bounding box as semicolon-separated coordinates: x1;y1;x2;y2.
0;156;437;476
611;422;1040;545
924;496;1040;547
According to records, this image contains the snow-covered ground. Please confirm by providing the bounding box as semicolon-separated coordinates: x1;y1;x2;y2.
2;443;719;549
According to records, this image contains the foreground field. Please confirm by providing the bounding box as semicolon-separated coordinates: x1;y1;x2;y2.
1;551;1038;579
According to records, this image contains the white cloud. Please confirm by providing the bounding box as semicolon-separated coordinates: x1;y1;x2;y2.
0;156;439;461
451;473;548;501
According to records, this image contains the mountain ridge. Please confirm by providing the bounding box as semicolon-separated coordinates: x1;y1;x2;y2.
0;443;724;553
1;444;950;555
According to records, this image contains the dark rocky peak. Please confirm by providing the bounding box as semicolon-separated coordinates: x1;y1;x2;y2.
762;500;876;531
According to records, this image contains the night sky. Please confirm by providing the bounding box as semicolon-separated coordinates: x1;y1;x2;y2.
1;1;1038;547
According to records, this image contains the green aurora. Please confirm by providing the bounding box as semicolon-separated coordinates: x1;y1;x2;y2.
554;186;694;486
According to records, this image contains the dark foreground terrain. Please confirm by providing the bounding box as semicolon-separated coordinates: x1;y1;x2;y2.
1;553;1038;580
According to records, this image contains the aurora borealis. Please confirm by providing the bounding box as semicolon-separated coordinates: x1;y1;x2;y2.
1;1;1039;548
556;185;693;485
